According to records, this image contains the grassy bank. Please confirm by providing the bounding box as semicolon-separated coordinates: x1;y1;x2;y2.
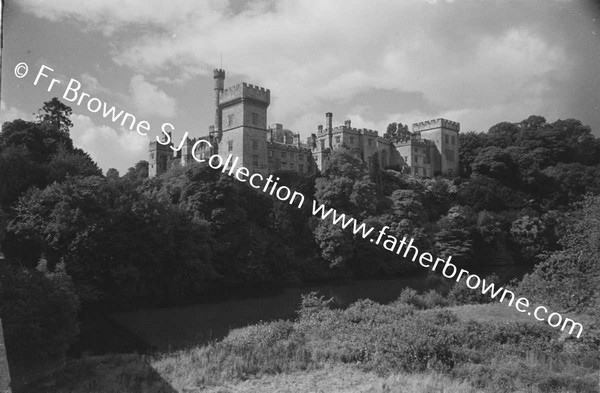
28;298;599;393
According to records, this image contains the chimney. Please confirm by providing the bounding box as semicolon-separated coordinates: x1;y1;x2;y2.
318;125;323;132
326;112;333;149
345;120;351;128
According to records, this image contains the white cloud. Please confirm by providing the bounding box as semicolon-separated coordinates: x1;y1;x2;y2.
129;75;177;118
70;114;148;173
18;0;578;135
17;0;228;35
0;101;32;125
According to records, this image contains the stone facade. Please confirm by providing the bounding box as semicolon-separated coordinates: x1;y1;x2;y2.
308;113;459;177
150;70;316;177
149;69;459;178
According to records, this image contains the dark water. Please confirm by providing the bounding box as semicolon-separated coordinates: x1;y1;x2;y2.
111;265;530;351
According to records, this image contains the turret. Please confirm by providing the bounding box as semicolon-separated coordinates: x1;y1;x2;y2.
326;112;333;149
213;69;225;140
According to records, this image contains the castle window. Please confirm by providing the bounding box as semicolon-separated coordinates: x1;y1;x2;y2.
269;150;274;157
350;137;355;144
320;140;325;150
252;112;259;126
290;152;294;160
290;163;295;170
151;153;154;159
227;114;234;126
335;136;340;144
451;135;456;145
281;151;287;158
368;139;373;146
281;162;287;169
228;140;233;151
298;154;303;161
299;164;304;172
444;134;449;144
252;154;259;166
252;139;259;150
423;168;428;177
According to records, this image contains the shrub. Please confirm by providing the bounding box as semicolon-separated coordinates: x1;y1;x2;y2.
0;261;80;369
398;288;448;309
448;273;500;305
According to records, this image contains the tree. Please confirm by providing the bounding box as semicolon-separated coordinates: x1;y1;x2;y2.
0;262;80;369
519;195;600;314
106;168;120;180
124;160;149;180
458;131;487;178
384;122;410;141
35;97;73;133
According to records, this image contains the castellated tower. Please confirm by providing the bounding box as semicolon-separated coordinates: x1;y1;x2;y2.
412;118;460;177
148;131;173;177
217;81;271;173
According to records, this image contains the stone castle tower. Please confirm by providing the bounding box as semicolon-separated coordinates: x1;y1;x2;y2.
412;119;460;177
148;68;458;178
214;74;271;172
149;70;315;177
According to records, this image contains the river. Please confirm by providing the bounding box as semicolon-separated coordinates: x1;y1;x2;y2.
111;266;529;351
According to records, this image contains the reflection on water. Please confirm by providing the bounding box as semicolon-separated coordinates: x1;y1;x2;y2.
113;266;530;351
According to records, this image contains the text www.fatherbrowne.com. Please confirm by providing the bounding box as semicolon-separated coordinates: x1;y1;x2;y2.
185;147;584;339
17;62;584;339
311;202;584;338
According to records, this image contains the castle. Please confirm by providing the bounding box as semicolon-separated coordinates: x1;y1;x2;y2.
149;69;460;178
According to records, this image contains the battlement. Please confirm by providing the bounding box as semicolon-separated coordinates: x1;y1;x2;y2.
219;82;271;106
395;137;435;147
213;69;225;79
412;118;460;132
316;126;379;138
361;128;379;137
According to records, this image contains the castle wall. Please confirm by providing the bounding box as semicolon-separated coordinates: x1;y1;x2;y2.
148;70;459;180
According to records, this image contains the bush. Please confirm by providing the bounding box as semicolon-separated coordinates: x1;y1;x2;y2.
397;287;448;309
448;273;500;305
0;261;80;368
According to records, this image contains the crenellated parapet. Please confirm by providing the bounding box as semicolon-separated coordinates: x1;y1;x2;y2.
316;126;379;138
219;82;270;107
412;118;460;132
394;137;436;147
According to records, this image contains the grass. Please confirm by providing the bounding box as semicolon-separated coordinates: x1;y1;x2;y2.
26;298;600;393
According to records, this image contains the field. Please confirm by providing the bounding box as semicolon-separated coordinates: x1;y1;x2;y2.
26;300;600;393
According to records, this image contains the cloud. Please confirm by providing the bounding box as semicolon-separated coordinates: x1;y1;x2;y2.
0;101;32;125
129;75;177;118
70;114;148;173
17;0;597;135
17;0;228;35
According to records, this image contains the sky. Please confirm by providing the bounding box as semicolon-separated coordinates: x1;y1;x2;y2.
2;0;599;174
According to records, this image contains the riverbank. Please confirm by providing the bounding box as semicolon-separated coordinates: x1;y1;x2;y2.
26;300;599;393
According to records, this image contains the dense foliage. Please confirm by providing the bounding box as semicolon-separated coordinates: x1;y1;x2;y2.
0;262;79;368
147;293;599;393
1;99;600;383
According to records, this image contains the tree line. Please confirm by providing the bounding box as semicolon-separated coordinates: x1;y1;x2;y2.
1;98;599;373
